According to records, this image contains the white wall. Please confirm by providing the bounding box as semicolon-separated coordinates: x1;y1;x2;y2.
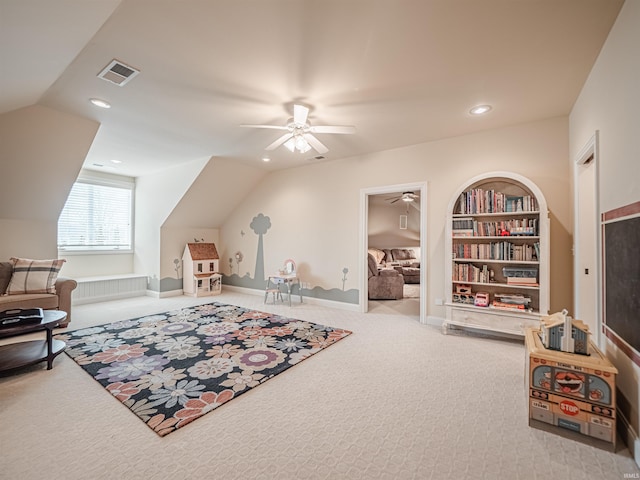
569;0;640;463
220;116;572;313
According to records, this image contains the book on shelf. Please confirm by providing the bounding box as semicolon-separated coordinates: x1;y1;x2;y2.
502;267;537;278
453;263;493;283
452;230;474;237
452;217;474;236
506;278;539;286
453;219;538;237
492;301;526;310
494;293;531;305
457;188;537;215
453;241;538;262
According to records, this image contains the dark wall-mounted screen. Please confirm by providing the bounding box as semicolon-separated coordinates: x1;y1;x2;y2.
604;213;640;357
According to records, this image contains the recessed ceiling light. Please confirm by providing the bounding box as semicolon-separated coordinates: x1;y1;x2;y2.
470;104;492;115
110;159;122;164
90;98;111;109
262;156;271;162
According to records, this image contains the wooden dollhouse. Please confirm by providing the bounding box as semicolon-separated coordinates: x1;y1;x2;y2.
182;243;221;297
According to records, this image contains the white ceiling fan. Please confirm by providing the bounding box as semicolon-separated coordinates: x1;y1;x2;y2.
384;191;420;211
387;191;419;204
241;104;355;154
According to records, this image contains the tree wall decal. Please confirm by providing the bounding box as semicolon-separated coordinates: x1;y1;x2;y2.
250;213;271;282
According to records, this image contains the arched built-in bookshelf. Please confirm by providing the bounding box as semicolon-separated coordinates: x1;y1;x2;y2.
443;171;549;337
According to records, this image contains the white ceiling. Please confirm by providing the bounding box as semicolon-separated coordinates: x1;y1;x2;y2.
0;0;624;177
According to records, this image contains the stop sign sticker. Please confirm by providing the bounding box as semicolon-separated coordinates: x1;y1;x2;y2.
560;400;580;416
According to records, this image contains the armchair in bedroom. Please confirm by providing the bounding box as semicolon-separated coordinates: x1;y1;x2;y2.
367;254;404;300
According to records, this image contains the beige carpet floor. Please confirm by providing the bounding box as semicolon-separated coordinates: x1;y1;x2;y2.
1;291;638;480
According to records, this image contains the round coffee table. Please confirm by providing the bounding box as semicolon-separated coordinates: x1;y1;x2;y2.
0;310;67;373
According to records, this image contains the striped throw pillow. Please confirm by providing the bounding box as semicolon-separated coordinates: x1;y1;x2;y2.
6;258;66;295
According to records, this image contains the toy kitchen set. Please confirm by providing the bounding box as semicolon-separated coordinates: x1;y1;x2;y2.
524;310;618;452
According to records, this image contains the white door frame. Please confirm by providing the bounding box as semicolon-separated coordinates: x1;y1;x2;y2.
359;181;428;323
573;131;601;346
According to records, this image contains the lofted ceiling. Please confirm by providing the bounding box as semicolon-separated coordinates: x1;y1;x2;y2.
0;0;624;178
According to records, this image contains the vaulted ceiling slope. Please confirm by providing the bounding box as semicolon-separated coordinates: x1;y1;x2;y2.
0;0;624;177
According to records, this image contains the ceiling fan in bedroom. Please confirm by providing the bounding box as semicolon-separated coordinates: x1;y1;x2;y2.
387;191;419;204
384;191;420;212
241;103;355;154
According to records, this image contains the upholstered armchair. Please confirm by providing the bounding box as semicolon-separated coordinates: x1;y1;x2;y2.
367;254;404;300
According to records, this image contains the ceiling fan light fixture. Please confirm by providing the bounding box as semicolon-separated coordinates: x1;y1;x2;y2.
243;102;353;155
285;134;311;153
284;137;295;152
295;135;311;153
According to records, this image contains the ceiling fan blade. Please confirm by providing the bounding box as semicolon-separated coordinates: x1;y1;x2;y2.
309;125;356;134
390;198;400;204
303;134;328;154
293;104;309;125
265;133;293;151
240;124;289;130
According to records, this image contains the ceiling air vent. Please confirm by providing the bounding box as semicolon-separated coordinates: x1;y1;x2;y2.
97;59;140;86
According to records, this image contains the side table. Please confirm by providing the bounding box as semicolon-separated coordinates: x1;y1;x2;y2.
0;310;67;373
265;273;303;306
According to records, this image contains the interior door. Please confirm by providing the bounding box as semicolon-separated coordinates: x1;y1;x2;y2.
576;155;598;337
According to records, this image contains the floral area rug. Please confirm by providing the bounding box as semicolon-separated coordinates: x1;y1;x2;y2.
55;302;352;436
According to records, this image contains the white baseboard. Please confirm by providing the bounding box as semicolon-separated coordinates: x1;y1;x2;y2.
222;285;361;311
619;407;640;468
305;296;361;311
422;315;445;327
156;289;184;298
221;285;264;297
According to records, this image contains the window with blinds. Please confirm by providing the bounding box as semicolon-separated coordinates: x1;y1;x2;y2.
58;173;134;252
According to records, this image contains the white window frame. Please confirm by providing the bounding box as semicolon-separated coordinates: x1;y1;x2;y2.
57;171;135;254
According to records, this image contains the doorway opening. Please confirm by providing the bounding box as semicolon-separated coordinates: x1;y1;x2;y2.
359;182;427;322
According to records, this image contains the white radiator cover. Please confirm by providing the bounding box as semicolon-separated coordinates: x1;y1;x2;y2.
72;274;148;305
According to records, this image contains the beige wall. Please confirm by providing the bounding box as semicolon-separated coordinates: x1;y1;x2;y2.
0;219;58;262
58;157;266;282
62;253;134;278
134;157;210;291
160;226;219;291
570;0;640;462
157;157;266;292
0;105;98;262
163;157;266;229
220;116;572;315
368;199;420;249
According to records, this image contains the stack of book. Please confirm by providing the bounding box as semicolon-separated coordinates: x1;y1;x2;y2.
503;267;538;286
506;277;539;286
0;308;44;328
492;293;531;311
